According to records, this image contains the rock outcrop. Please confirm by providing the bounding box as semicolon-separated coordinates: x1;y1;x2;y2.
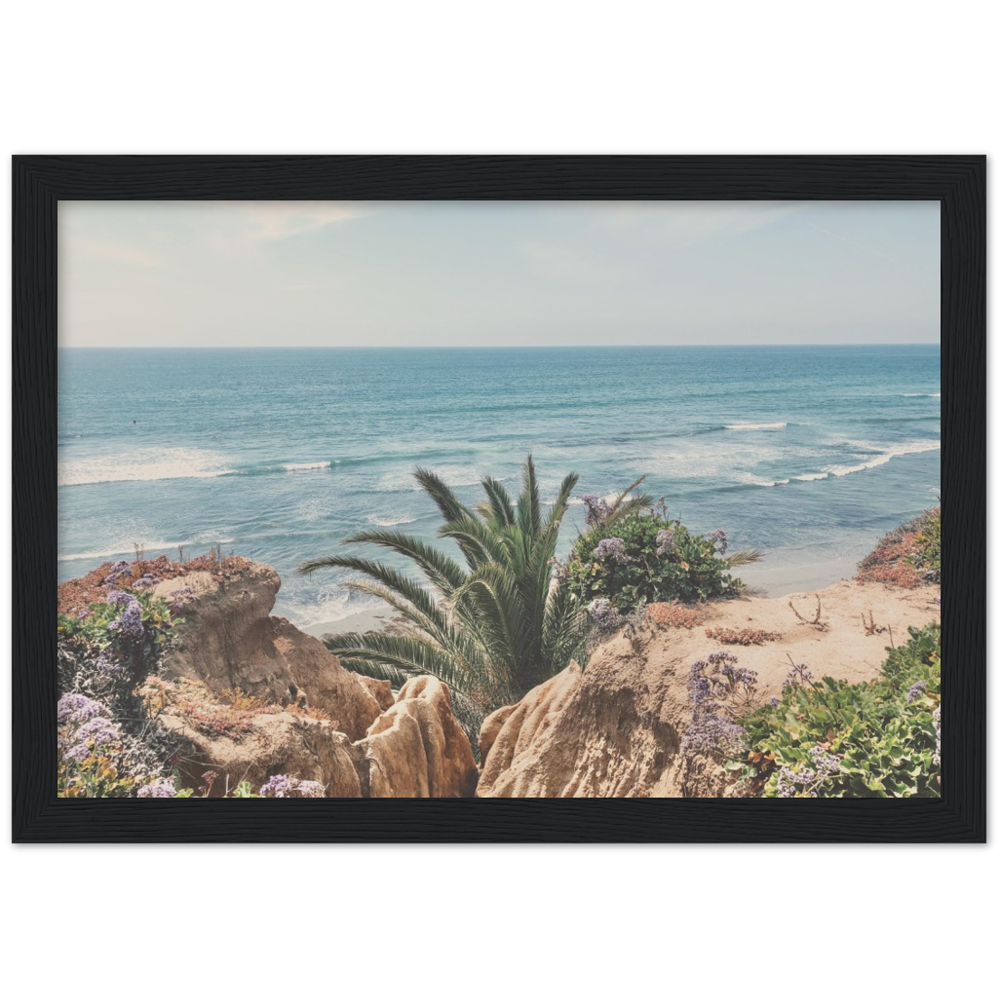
477;580;941;798
154;563;382;740
161;709;365;797
359;677;478;798
140;560;479;796
160;672;479;798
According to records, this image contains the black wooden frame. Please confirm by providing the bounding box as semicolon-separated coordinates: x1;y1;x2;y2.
12;155;985;842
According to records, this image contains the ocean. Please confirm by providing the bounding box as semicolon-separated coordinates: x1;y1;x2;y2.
57;345;941;626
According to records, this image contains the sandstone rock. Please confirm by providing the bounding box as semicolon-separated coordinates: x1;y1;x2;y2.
158;673;478;798
357;676;395;712
156;562;381;740
477;580;941;798
359;676;478;797
478;703;517;768
160;709;364;797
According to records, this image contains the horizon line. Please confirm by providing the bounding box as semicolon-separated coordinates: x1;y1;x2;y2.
58;341;941;350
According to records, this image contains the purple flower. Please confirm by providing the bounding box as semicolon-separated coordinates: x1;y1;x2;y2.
103;560;133;584
707;529;728;556
588;598;623;631
783;661;814;688
776;746;842;797
62;716;121;761
295;780;325;798
132;574;160;589
57;692;110;725
932;706;941;767
106;591;145;642
259;774;324;798
655;529;676;557
94;651;124;675
907;680;927;703
581;495;612;528
592;537;627;563
137;780;177;798
169;585;195;612
769;697;780;707
259;774;293;798
681;652;756;760
680;713;747;759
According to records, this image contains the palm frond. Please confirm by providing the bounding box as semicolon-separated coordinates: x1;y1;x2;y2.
341;580;449;642
516;454;541;540
479;476;516;528
303;454;590;709
450;561;521;675
298;555;444;623
413;467;474;523
545;471;580;525
726;549;763;567
305;528;467;595
323;630;474;694
605;474;654;524
439;515;510;567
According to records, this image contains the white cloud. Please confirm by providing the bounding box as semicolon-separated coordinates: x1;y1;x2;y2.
195;201;365;258
239;202;366;243
66;236;162;268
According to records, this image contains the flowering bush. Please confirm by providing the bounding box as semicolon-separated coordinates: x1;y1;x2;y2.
588;598;625;632
57;585;179;679
259;774;326;798
735;622;941;797
565;502;741;612
57;692;138;797
592;537;627;563
680;651;758;762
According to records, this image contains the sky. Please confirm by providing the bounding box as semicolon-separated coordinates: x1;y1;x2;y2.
58;200;940;348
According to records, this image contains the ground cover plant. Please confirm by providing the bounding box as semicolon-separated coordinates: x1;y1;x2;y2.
856;505;941;587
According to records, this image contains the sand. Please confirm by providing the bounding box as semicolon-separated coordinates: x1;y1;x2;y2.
642;578;940;696
301;606;407;639
306;578;939;686
300;558;863;639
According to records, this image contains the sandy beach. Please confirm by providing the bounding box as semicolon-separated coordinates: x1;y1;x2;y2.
301;556;861;639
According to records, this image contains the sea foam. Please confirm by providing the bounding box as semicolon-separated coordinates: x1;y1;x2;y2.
58;448;234;487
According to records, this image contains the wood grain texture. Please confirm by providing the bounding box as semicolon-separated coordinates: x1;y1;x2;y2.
12;155;985;842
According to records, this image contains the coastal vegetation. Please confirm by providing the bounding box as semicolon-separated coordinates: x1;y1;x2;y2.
302;456;590;709
856;505;941;587
729;621;941;797
675;510;943;797
56;556;330;798
53;502;942;800
562;492;754;622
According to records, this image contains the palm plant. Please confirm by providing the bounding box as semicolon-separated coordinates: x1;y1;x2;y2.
299;456;590;708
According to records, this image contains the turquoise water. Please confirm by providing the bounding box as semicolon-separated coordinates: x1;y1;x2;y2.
58;345;940;625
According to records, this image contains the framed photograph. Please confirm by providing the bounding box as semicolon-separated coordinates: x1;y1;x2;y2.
12;155;984;842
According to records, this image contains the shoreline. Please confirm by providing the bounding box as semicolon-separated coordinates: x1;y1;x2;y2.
301;606;409;639
299;554;860;639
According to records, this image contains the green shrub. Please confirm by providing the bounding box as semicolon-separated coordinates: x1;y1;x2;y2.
564;502;742;612
910;507;941;581
735;622;941;798
58;585;179;679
